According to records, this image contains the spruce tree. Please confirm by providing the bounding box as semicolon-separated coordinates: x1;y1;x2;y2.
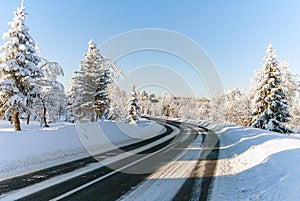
126;85;140;124
66;71;84;122
0;3;43;131
67;40;111;122
94;67;110;121
251;43;291;133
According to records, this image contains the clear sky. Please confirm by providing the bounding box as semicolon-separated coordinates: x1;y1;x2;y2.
0;0;299;97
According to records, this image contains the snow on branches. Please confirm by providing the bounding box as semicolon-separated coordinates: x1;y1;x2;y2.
251;43;292;133
0;4;43;130
126;85;140;124
0;4;65;130
67;40;120;123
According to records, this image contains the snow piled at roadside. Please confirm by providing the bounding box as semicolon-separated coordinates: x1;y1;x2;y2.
164;117;300;200
203;122;300;201
0;119;164;181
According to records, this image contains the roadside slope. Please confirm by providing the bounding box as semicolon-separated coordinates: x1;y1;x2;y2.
207;123;300;200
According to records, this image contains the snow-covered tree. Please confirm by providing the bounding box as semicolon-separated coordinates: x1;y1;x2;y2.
36;60;65;126
147;94;160;117
208;94;225;122
66;71;84;122
126;85;140;124
279;61;300;130
108;85;127;121
0;3;43;131
251;43;292;133
280;61;298;100
225;88;252;126
160;93;178;117
178;97;204;120
138;90;148;115
67;40;102;122
197;97;210;121
67;40;122;122
137;90;158;117
94;67;110;121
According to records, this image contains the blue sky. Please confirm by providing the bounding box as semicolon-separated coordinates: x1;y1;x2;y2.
0;0;299;97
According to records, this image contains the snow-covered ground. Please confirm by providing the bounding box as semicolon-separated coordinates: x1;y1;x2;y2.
2;117;300;200
0;119;164;181
200;122;300;201
162;117;300;200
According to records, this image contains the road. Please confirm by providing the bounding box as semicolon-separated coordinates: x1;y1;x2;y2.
0;119;219;201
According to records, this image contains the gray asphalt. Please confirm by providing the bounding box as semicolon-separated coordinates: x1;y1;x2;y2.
4;119;219;201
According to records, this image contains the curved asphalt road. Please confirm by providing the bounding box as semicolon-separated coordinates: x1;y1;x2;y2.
2;119;219;201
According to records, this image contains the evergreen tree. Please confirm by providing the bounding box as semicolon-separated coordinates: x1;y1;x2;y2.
66;71;84;122
67;40;112;122
126;85;140;124
251;43;292;133
94;67;110;121
0;3;43;131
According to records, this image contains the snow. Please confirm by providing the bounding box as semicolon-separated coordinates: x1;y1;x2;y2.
0;123;175;201
1;116;300;200
6;94;26;106
0;119;164;181
147;117;300;200
203;122;300;201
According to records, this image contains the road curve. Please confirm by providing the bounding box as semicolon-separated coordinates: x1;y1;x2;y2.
1;119;219;201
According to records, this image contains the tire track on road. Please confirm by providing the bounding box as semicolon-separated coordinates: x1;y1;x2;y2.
174;126;219;201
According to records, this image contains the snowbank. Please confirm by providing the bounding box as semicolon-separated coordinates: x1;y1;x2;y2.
160;117;300;200
0;120;164;181
206;123;300;201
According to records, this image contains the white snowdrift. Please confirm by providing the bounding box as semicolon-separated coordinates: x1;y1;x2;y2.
0;120;164;181
160;118;300;200
203;122;300;201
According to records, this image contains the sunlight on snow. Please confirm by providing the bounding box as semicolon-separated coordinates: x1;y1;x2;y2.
149;138;300;179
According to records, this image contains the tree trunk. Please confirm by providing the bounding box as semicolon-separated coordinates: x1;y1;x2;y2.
13;110;21;131
26;113;30;125
43;101;49;127
95;113;98;122
91;111;96;122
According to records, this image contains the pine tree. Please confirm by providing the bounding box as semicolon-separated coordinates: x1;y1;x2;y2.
251;43;292;133
67;40;113;122
0;3;43;131
94;67;110;121
66;71;84;122
126;85;140;124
